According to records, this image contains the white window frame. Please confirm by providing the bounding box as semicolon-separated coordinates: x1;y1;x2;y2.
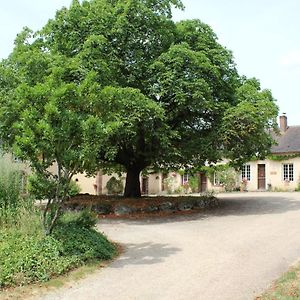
283;163;294;182
213;172;223;186
241;165;251;181
181;173;189;185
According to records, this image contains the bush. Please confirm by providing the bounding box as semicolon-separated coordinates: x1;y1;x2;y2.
53;210;116;265
53;224;115;261
163;176;176;194
188;175;199;193
106;176;123;195
0;229;77;287
68;180;81;197
216;168;239;192
0;210;116;288
58;209;98;229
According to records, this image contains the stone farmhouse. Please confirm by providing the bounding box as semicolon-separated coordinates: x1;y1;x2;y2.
2;114;300;195
241;114;300;192
73;114;300;194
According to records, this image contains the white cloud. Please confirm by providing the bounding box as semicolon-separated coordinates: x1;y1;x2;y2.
280;50;300;67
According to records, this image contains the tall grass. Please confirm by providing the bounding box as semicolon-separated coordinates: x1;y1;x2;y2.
0;157;41;233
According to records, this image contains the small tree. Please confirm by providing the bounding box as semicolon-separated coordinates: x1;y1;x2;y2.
0;30;104;234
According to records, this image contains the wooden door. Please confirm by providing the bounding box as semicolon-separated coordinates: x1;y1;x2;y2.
257;164;266;190
199;173;207;192
141;177;149;194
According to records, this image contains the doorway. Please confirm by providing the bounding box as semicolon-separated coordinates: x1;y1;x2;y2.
257;164;266;190
141;177;149;195
199;173;207;193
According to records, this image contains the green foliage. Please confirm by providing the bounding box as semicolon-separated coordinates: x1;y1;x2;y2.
0;210;116;288
267;154;300;161
68;180;81;197
0;157;23;211
174;185;185;194
53;224;115;262
106;176;124;195
163;175;176;194
0;157;35;228
220;78;278;167
216;168;238;192
258;261;300;299
58;209;98;229
0;0;278;199
188;175;199;193
53;210;115;261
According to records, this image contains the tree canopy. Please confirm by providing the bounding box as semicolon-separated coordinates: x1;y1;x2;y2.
0;0;278;199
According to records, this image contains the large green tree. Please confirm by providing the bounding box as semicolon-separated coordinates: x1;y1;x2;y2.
0;0;278;199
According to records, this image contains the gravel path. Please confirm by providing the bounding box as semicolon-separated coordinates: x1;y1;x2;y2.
36;192;300;300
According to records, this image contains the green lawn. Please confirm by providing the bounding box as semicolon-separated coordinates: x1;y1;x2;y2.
258;263;300;299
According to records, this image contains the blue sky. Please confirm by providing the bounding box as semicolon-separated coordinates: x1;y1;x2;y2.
1;0;299;125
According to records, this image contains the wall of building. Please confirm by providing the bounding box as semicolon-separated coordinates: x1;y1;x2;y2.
62;157;300;195
73;173;126;195
0;153;31;173
242;158;300;191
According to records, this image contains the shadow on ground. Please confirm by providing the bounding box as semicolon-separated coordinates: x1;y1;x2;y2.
216;195;300;217
99;194;300;225
111;242;181;268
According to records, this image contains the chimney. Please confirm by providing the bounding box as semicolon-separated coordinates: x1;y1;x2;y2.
279;113;288;132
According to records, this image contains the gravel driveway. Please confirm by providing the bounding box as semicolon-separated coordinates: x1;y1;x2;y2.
36;192;300;300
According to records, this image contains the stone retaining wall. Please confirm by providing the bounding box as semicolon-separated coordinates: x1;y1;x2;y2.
65;196;219;216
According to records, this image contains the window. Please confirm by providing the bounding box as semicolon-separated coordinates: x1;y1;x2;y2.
241;165;251;181
181;173;189;185
283;164;294;181
213;172;223;186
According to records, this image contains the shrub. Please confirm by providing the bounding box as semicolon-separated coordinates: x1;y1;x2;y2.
58;209;98;229
0;210;116;288
174;186;185;194
53;225;116;261
106;176;123;195
53;210;116;261
68;180;81;197
216;168;239;192
188;175;199;193
0;229;79;287
163;176;176;194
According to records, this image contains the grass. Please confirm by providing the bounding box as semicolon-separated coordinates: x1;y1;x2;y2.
257;262;300;299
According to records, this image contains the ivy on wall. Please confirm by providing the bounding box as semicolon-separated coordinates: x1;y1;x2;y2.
267;154;300;161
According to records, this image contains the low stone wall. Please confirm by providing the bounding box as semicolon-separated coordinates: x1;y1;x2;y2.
64;195;219;216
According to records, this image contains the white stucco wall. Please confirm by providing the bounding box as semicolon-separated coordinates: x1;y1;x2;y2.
241;158;300;191
53;157;300;195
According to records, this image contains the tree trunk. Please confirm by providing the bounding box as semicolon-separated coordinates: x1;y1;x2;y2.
124;167;142;198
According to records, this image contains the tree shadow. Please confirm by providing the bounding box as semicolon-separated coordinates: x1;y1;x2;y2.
214;195;300;217
100;194;300;225
111;242;181;268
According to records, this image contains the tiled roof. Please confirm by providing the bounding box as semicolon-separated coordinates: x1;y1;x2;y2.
271;126;300;154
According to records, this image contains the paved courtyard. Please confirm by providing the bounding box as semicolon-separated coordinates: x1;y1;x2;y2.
37;192;300;300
